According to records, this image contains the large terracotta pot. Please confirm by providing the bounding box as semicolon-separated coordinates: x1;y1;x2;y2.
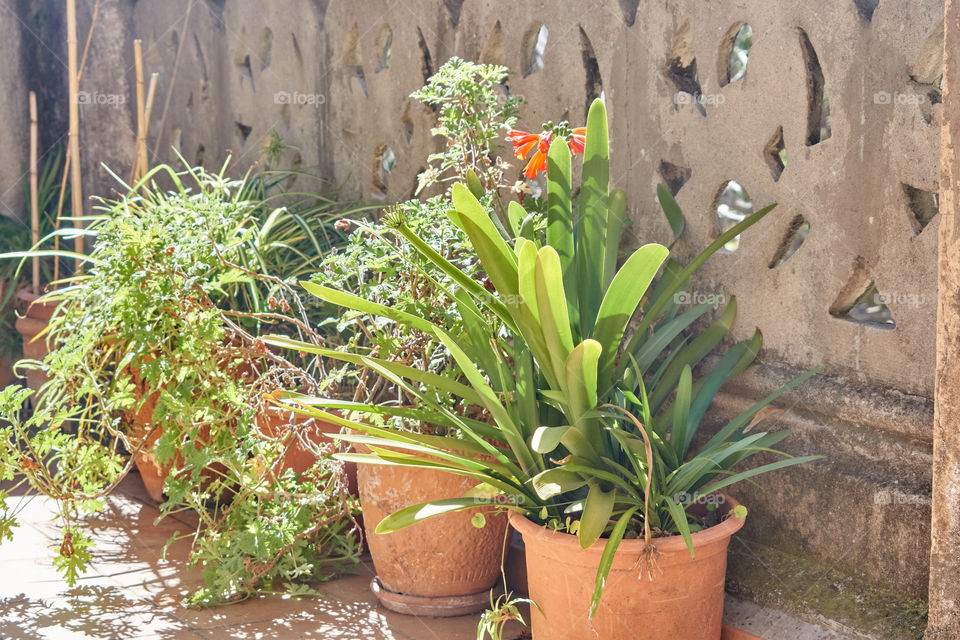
255;406;358;495
509;495;746;640
14;288;58;391
358;454;509;616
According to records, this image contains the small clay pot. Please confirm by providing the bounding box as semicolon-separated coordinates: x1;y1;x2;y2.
358;450;509;616
14;288;58;391
509;495;746;640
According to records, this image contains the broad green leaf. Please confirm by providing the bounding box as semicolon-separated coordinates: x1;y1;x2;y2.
507;201;527;241
577;98;610;336
593;243;669;383
531;425;572;453
578;481;616;549
531;467;588;499
602;188;627;292
564;340;602;422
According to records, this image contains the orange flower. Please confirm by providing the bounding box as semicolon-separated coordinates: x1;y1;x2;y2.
567;127;586;155
507;129;552;179
507;125;587;180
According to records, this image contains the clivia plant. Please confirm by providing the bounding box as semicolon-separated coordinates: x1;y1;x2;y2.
268;98;821;636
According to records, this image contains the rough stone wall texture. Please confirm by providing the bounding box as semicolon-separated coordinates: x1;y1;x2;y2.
3;0;946;624
0;4;28;222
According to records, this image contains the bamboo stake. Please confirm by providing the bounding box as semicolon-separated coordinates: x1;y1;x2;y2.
66;0;83;275
143;72;159;148
53;0;99;285
133;40;145;181
29;92;39;295
130;71;159;183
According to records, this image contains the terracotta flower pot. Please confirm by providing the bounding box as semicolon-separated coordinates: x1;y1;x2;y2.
358;454;509;616
255;406;359;495
13;288;58;391
509;495;746;640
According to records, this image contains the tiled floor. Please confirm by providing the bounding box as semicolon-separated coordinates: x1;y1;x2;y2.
0;473;509;640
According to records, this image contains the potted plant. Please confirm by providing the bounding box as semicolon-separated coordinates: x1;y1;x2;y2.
0;149;69;391
0;160;367;606
273;57;525;617
274;99;821;638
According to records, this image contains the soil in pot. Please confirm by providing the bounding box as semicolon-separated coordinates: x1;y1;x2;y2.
358;454;509;616
509;495;746;640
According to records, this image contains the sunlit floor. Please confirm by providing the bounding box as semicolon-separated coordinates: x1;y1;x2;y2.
0;473;857;640
0;473;511;640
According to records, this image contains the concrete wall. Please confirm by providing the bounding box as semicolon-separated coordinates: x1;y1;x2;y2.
4;0;944;630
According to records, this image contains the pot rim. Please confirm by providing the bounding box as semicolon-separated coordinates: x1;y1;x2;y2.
508;493;745;557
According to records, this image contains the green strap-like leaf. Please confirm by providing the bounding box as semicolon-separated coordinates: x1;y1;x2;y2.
619;202;778;380
375;497;522;534
589;506;639;617
671;366;693;461
657;183;685;248
649;297;738;412
547;136;578;332
535;246;575;380
577;98;611;336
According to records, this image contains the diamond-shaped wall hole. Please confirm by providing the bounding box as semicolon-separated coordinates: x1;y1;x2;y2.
579;26;603;121
719;22;752;87
768;215;809;268
665;20;705;116
714;180;753;253
658;161;691;196
764;126;787;181
829;258;896;330
798;28;831;145
522;23;548;77
374;24;392;73
903;184;939;234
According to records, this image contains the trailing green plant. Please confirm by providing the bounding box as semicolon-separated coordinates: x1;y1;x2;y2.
0;161;362;605
268;98;822;615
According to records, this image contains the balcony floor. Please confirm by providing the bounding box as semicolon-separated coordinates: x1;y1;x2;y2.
0;473;854;640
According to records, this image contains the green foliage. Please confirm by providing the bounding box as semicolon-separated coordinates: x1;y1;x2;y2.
309;197;481;416
477;591;536;640
272;98;821;615
412;56;522;196
0;161;361;604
